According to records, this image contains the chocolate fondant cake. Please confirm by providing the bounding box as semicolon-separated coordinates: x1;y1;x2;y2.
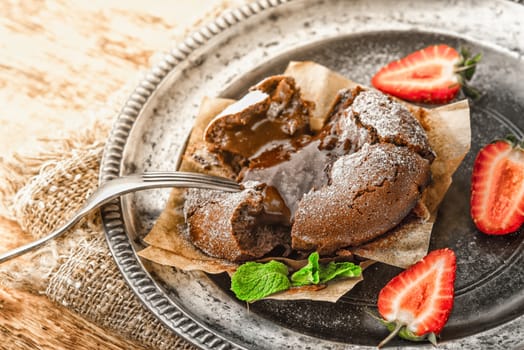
183;76;434;262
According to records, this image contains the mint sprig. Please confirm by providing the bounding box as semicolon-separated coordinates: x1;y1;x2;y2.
231;252;362;302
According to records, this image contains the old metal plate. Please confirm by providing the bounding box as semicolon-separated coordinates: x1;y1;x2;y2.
100;1;524;348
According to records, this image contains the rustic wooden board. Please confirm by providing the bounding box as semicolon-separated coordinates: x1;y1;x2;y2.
0;1;228;348
0;286;149;350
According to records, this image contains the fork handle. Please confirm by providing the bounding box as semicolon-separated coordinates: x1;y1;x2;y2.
0;180;127;264
0;174;240;264
0;209;88;264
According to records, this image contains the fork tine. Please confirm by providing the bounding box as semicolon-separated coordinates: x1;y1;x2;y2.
142;174;236;186
142;171;235;179
173;178;240;189
142;172;239;186
141;172;241;191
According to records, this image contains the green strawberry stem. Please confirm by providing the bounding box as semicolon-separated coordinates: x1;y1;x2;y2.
365;310;404;348
455;48;482;100
378;322;403;348
428;333;438;347
367;309;440;347
498;134;524;149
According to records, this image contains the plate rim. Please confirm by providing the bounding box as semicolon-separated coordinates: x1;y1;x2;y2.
100;2;292;349
99;1;524;349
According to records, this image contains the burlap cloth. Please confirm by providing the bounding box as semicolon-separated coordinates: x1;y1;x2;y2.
0;2;251;349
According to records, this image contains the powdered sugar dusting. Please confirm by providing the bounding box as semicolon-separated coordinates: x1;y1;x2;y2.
330;143;422;188
350;89;430;155
292;142;430;253
184;184;261;260
184;181;289;261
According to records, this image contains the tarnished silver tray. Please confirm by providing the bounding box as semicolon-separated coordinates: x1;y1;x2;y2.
100;1;524;348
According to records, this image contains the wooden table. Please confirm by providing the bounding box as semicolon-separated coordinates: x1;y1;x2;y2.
0;1;226;348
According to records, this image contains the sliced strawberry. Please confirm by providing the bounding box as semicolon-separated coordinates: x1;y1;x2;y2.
375;248;456;347
371;44;481;104
471;137;524;234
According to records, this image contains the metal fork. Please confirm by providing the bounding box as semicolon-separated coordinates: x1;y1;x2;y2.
0;171;241;264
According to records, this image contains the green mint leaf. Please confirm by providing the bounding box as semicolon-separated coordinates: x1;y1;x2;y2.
231;253;362;301
291;252;361;286
230;261;290;302
319;261;362;283
290;252;320;286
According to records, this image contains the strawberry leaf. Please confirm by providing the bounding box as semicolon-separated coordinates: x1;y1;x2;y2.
464;64;477;81
397;327;433;343
460;47;471;61
456;47;482;97
377;319;438;347
462;84;481;100
428;332;438;346
471;53;482;63
378;322;403;348
367;310;439;347
463;53;481;81
499;134;519;146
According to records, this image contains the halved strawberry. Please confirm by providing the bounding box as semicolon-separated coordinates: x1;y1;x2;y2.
471;137;524;234
375;248;456;347
371;44;481;104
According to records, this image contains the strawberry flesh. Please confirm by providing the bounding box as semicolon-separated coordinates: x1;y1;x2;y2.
376;248;456;346
371;44;472;104
471;139;524;234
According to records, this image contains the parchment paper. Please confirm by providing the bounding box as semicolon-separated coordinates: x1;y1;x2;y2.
138;61;471;301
